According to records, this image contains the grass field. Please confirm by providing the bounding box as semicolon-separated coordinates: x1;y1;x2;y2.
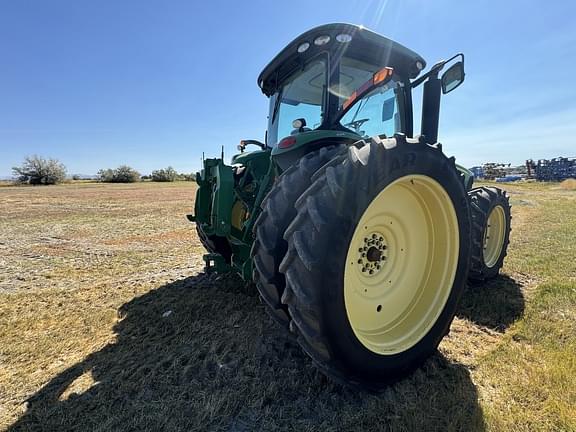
0;180;574;431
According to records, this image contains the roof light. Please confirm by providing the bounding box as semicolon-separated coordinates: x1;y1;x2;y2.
416;61;424;71
292;119;304;129
314;35;331;46
336;34;352;43
297;42;310;53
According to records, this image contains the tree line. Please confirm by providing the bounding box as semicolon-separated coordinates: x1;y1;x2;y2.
11;155;195;185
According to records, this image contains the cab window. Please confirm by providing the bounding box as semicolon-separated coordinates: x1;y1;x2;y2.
268;58;326;145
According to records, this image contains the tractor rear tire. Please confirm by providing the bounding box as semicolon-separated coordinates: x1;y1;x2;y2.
279;134;471;390
251;145;344;326
468;187;511;281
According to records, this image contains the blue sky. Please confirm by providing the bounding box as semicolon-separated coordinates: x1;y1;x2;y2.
1;0;575;176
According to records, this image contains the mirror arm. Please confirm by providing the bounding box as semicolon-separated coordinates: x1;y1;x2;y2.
410;53;464;89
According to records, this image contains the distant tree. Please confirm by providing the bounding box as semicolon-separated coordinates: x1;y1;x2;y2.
181;172;196;181
12;155;67;185
97;168;114;182
72;174;81;181
151;166;178;182
98;165;140;183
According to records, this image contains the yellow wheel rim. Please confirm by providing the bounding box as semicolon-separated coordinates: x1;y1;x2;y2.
483;205;506;268
344;175;459;355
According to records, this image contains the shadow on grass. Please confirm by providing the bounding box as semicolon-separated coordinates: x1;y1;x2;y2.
458;274;525;331
10;274;485;432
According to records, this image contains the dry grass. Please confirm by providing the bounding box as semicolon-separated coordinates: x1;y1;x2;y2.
0;180;574;431
560;178;576;190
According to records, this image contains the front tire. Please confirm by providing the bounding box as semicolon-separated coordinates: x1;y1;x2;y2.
468;187;511;281
279;134;471;390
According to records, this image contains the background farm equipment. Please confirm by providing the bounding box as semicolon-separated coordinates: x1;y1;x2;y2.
527;157;576;181
482;163;509;180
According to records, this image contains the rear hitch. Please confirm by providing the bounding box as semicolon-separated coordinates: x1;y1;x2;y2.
203;253;231;274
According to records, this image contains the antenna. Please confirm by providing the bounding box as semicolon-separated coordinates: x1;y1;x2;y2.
221;145;224;160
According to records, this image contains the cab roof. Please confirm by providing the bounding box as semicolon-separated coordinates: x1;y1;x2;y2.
257;23;426;96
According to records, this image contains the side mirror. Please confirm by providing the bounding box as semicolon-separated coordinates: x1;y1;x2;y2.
441;61;465;94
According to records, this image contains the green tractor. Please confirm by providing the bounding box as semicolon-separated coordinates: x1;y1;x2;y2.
188;23;511;390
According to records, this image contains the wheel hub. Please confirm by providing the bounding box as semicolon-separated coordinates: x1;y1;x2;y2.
356;233;387;275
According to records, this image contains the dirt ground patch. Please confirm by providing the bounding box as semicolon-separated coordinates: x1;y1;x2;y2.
1;181;574;431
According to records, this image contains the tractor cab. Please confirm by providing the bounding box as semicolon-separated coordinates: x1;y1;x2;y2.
257;23;464;169
259;24;425;136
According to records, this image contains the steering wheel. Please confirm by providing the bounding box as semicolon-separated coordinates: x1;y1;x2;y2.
344;118;370;133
